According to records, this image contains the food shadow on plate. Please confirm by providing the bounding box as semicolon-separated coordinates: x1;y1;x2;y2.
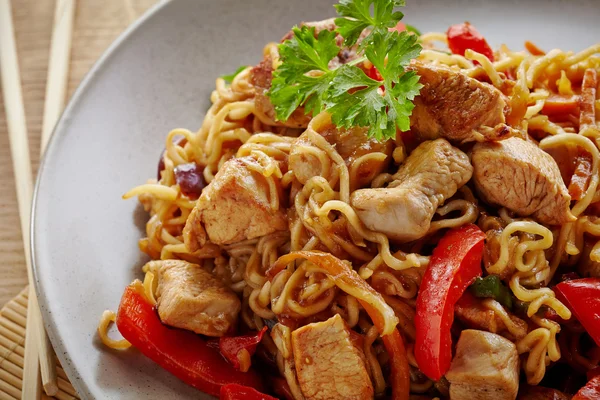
129;202;151;276
93;334;206;398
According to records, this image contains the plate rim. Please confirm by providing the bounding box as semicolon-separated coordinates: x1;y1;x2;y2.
30;1;170;398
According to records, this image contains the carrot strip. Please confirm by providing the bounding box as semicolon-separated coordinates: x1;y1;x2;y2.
542;94;580;116
569;152;593;201
525;41;546;56
580;69;598;129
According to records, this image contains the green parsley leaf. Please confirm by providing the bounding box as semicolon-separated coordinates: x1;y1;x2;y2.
405;24;421;36
268;26;340;121
220;66;248;83
265;0;423;142
334;0;406;47
326;30;422;140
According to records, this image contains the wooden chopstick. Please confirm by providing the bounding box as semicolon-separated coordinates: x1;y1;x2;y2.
0;0;55;398
37;1;76;394
41;0;75;154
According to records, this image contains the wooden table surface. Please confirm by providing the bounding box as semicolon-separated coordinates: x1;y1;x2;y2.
0;0;158;307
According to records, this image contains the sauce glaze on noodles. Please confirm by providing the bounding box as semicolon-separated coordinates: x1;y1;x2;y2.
99;34;600;395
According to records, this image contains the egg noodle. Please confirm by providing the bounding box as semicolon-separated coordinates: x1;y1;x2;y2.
99;31;600;397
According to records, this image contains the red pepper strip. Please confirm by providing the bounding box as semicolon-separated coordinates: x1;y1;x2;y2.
573;375;600;400
367;65;383;81
268;251;409;400
220;327;268;372
587;366;600;381
569;152;593;201
414;224;486;381
366;64;385;92
555;278;600;347
116;284;264;396
446;22;494;62
220;383;278;400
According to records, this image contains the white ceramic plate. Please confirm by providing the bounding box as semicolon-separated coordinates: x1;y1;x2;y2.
32;0;600;398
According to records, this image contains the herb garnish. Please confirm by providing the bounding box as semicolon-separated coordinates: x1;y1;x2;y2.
267;0;422;141
221;66;248;83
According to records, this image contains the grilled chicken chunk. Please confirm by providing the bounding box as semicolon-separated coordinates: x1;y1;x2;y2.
149;259;241;337
291;314;373;400
252;18;367;128
289;122;393;187
446;330;520;400
183;156;287;247
472;137;575;225
408;61;508;143
351;139;472;242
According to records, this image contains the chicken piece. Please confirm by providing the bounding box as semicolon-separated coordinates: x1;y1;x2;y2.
446;330;520;400
252;19;367;128
351;139;472;242
291;314;373;400
408;61;508;143
517;386;569;400
182;206;208;252
289;121;393;187
472;137;575;226
183;156;288;246
148;259;241;337
455;293;528;340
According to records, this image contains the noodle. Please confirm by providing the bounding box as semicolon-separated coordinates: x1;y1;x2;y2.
102;24;600;399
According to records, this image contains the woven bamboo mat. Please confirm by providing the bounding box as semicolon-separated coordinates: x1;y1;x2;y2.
0;288;79;400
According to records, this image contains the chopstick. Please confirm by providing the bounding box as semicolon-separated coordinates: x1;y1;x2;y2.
0;0;57;398
41;0;75;154
37;0;76;391
38;1;75;393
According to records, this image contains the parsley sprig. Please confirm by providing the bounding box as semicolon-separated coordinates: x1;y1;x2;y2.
267;0;422;141
221;66;248;83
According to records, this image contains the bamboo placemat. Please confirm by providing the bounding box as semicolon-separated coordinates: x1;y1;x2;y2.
0;288;78;400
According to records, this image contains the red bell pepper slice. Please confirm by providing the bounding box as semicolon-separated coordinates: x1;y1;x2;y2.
367;64;383;82
220;327;268;372
415;224;486;380
447;22;494;62
574;375;600;400
555;278;600;347
220;384;278;400
587;366;600;381
116;283;264;396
